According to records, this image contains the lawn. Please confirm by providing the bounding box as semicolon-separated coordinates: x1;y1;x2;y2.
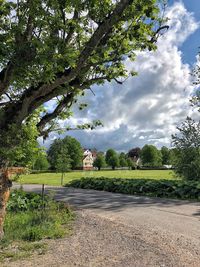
18;170;178;186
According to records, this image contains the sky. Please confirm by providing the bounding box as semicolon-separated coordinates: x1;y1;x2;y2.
41;1;200;152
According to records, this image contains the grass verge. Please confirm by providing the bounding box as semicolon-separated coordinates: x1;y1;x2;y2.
0;189;74;263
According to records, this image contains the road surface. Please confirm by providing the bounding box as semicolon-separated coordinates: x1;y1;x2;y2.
11;184;200;267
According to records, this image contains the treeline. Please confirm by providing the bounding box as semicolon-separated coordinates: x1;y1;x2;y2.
32;139;175;172
94;145;174;171
17;116;200;183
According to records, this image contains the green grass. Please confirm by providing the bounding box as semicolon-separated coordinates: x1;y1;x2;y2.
19;170;178;186
0;190;74;263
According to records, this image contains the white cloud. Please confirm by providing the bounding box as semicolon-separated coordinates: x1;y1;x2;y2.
42;2;200;152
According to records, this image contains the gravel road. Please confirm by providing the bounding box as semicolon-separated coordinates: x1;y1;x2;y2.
7;184;200;267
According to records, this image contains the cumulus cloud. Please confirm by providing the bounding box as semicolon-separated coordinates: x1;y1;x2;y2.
42;2;200;152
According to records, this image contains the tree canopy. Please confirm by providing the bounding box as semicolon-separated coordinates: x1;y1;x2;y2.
127;147;141;159
172;117;200;180
0;0;166;165
105;149;119;170
160;146;171;165
48;136;82;170
93;153;106;171
140;144;162;167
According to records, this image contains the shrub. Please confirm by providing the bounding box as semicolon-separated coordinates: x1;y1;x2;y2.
66;177;200;200
7;189;50;212
2;190;74;246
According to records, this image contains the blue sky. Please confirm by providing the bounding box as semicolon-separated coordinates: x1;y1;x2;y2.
42;1;200;152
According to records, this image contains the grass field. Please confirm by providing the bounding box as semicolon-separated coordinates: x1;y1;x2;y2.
18;170;178;186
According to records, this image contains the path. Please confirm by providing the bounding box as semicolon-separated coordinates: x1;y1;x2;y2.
10;184;200;267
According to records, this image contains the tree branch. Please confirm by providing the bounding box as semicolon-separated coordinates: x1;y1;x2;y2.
37;93;74;133
0;0;134;129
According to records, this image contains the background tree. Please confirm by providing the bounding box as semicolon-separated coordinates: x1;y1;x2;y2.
62;136;82;169
160;146;171;165
105;149;119;170
128;147;141;160
119;152;128;168
93;154;106;171
141;145;162;167
34;151;50;171
0;0;167;238
48;136;82;170
172;117;200;180
54;148;71;185
126;158;135;170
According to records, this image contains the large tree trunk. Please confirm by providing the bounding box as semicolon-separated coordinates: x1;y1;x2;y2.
0;169;12;239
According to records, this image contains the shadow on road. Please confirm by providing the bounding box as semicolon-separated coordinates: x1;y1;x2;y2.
16;184;200;217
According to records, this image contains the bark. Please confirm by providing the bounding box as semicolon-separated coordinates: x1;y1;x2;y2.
0;169;12;239
0;62;14;97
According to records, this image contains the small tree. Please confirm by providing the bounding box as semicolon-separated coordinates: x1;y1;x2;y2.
109;155;119;170
48;136;82;170
172;117;200;180
141;145;162;167
105;149;119;170
127;158;134;170
93;154;106;171
34;152;50;171
161;146;171;165
55;149;71;186
119;152;128;168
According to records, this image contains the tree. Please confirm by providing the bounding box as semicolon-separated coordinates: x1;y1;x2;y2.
119;152;128;167
48;136;82;170
172;117;200;180
93;154;106;171
105;149;119;170
141;145;162;167
128;147;141;159
0;0;166;237
160;146;171;165
34;152;50;171
55;148;71;186
126;158;135;170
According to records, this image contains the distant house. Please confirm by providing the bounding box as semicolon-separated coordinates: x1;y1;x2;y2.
82;149;97;170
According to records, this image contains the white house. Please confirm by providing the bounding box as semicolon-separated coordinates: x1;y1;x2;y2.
82;149;97;170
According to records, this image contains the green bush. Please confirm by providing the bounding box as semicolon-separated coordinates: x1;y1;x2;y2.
66;177;200;200
1;190;74;246
7;189;50;212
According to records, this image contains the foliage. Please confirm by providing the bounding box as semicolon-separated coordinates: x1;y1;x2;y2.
0;0;165;153
48;136;82;170
34;151;50;171
0;117;40;167
160;146;171;165
93;154;106;170
127;147;141;159
54;149;71;173
105;149;119;170
2;189;73;244
172;117;200;180
126;158;135;169
67;177;200;200
141;145;162;167
7;189;50;212
119;152;128;167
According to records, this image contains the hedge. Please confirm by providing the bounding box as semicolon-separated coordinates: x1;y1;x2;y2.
66;177;200;200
